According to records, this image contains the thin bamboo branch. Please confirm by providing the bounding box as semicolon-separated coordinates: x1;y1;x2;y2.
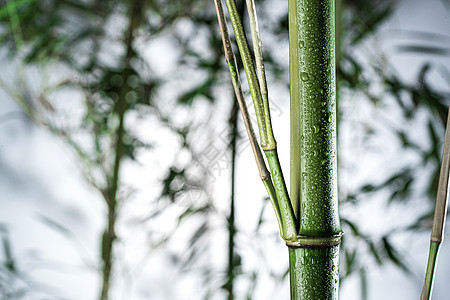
223;0;275;151
245;0;268;111
420;107;450;300
223;0;297;240
244;0;297;241
213;0;283;234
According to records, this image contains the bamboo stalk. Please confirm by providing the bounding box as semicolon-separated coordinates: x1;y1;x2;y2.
420;107;450;300
226;97;239;300
289;0;341;298
100;1;141;299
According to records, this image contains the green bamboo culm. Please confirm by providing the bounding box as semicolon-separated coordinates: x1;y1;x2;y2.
420;107;450;300
289;0;342;298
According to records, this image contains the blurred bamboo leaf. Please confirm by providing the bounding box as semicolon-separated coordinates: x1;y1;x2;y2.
351;2;395;44
2;235;15;272
382;236;411;274
38;214;73;237
396;45;450;56
178;77;216;105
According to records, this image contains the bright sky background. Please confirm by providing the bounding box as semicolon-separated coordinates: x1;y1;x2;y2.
1;0;450;299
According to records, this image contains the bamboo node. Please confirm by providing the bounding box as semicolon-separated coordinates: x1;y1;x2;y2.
285;232;343;248
430;237;442;243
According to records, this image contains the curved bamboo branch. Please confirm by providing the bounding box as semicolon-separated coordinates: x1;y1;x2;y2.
420;107;450;300
223;0;297;240
213;0;283;235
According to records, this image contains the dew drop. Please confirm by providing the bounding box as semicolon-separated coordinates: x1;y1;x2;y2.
300;72;309;82
302;172;307;180
298;40;305;49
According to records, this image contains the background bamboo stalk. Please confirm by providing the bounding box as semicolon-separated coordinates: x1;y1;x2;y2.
420;107;450;300
99;1;142;298
289;0;341;298
225;98;239;300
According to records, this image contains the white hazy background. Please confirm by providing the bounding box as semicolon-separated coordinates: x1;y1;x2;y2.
1;0;450;299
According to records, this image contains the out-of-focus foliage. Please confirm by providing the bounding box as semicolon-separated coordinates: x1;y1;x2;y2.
0;228;27;299
0;0;449;299
336;0;450;292
0;0;226;298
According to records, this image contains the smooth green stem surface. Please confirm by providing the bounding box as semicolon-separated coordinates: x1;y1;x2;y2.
290;0;340;237
265;149;297;240
289;0;341;299
289;246;340;300
262;177;284;235
289;0;300;220
245;0;267;97
421;242;441;300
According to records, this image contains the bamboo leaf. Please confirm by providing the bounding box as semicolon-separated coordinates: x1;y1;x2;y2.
1;235;15;272
344;249;358;277
352;4;394;44
341;218;362;238
367;241;383;265
178;78;215;105
38;214;73;237
396;45;450;56
382;237;411;274
177;205;211;224
255;197;268;232
0;0;34;20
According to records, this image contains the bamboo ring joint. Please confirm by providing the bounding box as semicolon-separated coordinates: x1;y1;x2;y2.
285;232;343;248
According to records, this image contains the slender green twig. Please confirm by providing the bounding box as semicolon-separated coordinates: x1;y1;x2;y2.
245;0;267;101
420;107;450;300
223;0;297;240
244;0;297;239
213;0;283;234
223;0;274;150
